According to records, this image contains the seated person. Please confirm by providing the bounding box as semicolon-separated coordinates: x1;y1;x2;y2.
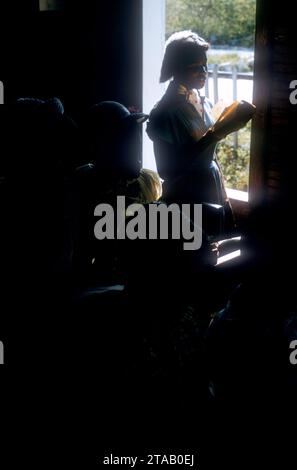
73;101;162;285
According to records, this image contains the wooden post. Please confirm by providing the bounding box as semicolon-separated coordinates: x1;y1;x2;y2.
213;64;219;103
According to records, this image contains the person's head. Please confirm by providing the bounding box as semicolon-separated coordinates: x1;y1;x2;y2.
160;30;209;89
6;97;77;177
83;101;147;180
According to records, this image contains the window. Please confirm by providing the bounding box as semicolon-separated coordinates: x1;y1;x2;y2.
143;0;256;201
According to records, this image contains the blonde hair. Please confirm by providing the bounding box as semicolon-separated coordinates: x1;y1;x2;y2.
127;169;163;203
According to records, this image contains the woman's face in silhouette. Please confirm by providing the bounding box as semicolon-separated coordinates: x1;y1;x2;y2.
182;53;208;90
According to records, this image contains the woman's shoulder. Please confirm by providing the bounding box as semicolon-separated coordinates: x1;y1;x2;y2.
147;98;196;144
150;83;197;122
150;97;191;122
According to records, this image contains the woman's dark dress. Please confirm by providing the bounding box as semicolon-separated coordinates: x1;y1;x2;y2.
147;80;228;207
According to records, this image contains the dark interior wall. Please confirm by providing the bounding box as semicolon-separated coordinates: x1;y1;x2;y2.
0;0;143;118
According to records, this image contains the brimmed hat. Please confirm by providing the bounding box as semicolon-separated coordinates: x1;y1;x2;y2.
85;101;148;135
83;101;148;178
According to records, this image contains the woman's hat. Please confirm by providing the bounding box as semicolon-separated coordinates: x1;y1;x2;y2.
85;101;148;134
83;101;147;178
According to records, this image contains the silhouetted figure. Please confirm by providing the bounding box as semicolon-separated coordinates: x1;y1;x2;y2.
147;30;234;236
74;101;162;286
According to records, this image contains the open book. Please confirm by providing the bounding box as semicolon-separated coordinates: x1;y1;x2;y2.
210;100;256;140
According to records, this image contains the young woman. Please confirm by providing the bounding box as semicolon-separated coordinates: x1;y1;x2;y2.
147;30;234;235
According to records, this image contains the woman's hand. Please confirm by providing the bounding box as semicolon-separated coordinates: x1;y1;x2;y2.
212;100;256;140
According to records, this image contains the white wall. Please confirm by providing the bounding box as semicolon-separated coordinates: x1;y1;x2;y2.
142;0;166;171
